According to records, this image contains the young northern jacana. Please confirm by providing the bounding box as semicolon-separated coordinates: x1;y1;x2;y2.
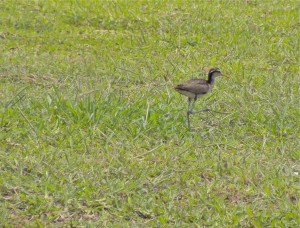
174;67;225;129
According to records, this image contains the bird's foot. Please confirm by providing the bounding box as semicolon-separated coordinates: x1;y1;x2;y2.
192;109;228;115
190;109;210;114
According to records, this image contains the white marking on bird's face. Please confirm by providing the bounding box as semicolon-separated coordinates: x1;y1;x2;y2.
212;71;222;77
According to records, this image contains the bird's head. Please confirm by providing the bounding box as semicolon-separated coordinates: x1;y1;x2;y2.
208;68;222;77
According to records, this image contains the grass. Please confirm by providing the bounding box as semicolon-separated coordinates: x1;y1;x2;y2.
0;0;299;226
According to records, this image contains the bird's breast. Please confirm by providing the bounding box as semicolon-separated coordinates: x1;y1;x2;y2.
175;89;197;99
175;89;207;99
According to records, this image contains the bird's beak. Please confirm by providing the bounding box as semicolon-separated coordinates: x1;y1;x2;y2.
222;74;229;79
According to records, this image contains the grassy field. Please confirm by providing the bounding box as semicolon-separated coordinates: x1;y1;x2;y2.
0;0;299;226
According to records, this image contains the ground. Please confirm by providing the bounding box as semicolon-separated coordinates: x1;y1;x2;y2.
0;0;299;227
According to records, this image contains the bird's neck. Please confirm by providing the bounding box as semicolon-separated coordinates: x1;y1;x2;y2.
208;74;216;86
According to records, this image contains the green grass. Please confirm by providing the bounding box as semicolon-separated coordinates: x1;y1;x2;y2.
0;0;299;226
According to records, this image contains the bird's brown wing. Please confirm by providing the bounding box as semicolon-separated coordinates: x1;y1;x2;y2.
175;79;210;95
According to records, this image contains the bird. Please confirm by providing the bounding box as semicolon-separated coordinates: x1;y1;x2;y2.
174;67;225;129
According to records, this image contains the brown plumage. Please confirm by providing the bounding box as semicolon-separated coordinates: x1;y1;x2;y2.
174;67;224;129
174;78;211;99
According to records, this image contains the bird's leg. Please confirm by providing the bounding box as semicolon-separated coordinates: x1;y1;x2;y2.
186;97;228;128
187;97;198;115
190;97;196;113
187;98;192;129
210;110;229;115
187;98;192;113
187;97;198;129
192;108;213;114
191;108;228;115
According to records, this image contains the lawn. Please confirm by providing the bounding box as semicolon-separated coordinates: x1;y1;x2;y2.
0;0;299;227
